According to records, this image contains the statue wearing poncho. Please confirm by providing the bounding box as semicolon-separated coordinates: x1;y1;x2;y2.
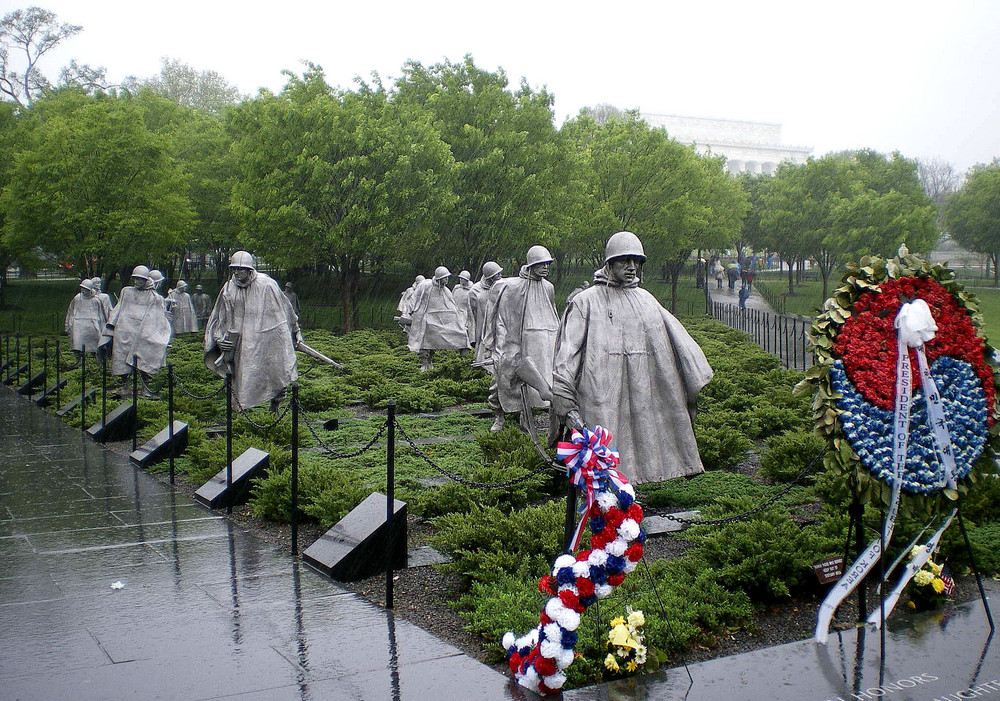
452;271;474;346
549;232;713;484
103;279;172;376
405;274;470;355
167;281;199;334
491;258;559;413
204;266;301;410
66;281;107;353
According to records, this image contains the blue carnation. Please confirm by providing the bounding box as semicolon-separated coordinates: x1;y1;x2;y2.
556;567;576;586
561;629;578;648
831;358;988;494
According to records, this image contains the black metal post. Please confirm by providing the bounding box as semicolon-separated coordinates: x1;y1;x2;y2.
15;334;21;382
42;339;48;396
290;383;299;556
27;336;31;384
131;354;138;452
102;353;107;432
226;373;233;515
81;349;87;432
168;363;175;484
957;504;995;632
55;339;61;408
386;400;396;609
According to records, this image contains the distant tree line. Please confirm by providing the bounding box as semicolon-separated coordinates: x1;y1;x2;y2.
1;6;997;323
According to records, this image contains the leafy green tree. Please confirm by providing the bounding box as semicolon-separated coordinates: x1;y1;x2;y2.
228;66;456;331
760;150;937;300
1;90;195;278
562;113;746;309
944;161;1000;286
129;88;240;283
393;56;569;274
0;99;25;304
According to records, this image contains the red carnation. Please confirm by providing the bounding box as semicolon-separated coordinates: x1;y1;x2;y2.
625;543;644;562
627;503;644;523
576;578;595;598
575;549;592;562
559;590;585;613
538;575;555;595
608;573;626;587
535;655;557;677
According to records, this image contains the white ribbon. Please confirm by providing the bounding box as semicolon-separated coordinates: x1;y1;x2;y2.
815;299;955;644
866;509;956;628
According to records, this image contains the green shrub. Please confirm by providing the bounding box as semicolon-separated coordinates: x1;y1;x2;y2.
637;471;767;509
759;430;826;483
684;495;832;600
693;422;753;471
430;500;564;587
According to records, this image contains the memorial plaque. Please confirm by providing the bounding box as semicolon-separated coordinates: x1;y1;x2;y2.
813;556;844;584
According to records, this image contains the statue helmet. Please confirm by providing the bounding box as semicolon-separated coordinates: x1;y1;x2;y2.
176;280;187;290
433;266;451;281
458;270;471;282
79;279;94;291
229;250;256;269
604;231;646;263
414;275;426;284
195;285;203;291
481;261;502;278
149;270;164;284
130;265;151;281
90;276;102;289
284;281;292;289
525;245;553;267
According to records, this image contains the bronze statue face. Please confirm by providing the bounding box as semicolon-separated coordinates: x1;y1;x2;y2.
609;256;642;285
529;262;551;279
232;267;253;284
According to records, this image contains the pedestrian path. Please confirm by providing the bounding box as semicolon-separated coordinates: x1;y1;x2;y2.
2;385;997;700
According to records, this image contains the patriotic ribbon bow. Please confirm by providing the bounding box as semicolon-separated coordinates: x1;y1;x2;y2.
556;425;626;550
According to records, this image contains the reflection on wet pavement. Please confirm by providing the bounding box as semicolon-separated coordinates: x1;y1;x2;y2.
0;388;513;700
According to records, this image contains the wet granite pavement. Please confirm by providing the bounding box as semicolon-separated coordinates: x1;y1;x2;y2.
2;385;998;700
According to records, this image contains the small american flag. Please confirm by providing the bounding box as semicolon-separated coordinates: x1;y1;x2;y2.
941;574;956;597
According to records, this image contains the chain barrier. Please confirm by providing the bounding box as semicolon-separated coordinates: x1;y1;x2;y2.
395;418;559;489
172;373;227;400
645;451;824;527
138;372;164;400
298;401;389;460
233;392;292;431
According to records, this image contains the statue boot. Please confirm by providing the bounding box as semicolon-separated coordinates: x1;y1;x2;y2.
490;411;506;432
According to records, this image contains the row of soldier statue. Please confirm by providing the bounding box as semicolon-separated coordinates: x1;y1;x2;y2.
65;253;307;412
395;231;714;485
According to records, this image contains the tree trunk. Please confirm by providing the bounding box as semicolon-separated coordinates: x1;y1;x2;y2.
992;252;999;287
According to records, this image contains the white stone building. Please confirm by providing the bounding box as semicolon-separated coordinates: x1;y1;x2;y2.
641;113;812;175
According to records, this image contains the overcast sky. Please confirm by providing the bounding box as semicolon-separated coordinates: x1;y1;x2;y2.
10;0;1000;174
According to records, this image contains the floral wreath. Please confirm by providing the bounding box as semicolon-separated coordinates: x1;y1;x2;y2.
799;250;999;505
502;426;646;695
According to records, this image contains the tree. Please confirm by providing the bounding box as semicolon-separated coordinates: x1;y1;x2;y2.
917;157;959;207
944;161;1000;286
0;6;106;106
760;151;937;301
123;58;244;114
228;66;457;331
0;100;25;305
1;90;195;278
561;113;746;309
759;163;813;295
393;56;569;274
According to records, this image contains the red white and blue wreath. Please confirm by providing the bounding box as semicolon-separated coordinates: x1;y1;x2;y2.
502;426;646;695
800;249;999;643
